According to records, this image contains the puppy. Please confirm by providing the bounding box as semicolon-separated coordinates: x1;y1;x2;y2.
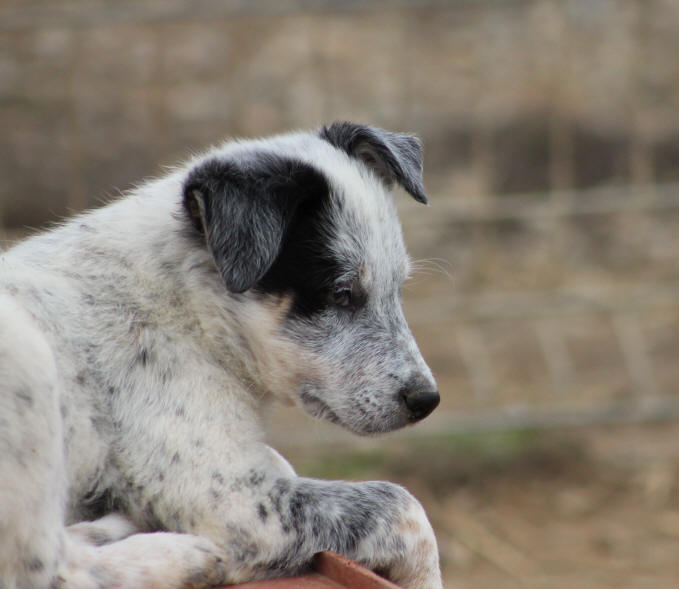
0;122;442;589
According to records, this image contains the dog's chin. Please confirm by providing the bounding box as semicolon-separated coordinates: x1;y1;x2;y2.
338;417;410;437
298;392;410;436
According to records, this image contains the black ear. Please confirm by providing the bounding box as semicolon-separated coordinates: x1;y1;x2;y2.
183;153;328;293
319;121;427;204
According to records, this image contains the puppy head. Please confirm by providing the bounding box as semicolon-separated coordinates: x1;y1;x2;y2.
183;122;439;435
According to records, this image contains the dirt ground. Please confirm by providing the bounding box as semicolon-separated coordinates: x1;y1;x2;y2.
291;421;679;589
435;425;679;589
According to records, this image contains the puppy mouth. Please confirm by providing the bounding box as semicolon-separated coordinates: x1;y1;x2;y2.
299;389;411;435
299;391;342;426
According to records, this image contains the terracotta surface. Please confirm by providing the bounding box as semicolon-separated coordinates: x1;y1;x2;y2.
232;552;400;589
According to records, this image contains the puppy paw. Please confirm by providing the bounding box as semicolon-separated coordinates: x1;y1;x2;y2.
60;532;226;589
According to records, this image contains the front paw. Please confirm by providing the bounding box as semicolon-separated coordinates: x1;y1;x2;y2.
61;532;227;589
357;483;443;589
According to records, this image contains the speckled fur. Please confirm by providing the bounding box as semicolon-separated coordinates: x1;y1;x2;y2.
0;123;442;589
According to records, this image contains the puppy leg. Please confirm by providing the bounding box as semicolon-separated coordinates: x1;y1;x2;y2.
59;531;226;589
114;443;441;588
250;476;442;589
63;515;226;588
0;296;67;588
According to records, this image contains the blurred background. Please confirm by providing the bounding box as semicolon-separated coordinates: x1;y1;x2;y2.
3;0;679;586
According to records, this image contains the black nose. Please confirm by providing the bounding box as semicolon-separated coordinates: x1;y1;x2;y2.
402;390;440;422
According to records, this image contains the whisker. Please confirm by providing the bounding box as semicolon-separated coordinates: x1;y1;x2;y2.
409;257;454;281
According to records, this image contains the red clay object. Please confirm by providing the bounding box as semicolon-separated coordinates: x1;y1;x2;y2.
227;551;401;588
315;551;401;588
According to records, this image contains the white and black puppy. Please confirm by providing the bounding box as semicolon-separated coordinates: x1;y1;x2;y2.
0;122;442;589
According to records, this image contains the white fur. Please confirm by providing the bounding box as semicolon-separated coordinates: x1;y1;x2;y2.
0;127;441;589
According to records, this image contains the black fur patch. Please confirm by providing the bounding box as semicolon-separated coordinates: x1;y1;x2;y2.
257;479;406;577
140;503;165;531
77;488;118;521
24;556;44;572
138;348;149;367
256;185;345;318
226;525;260;564
248;469;266;487
319;121;428;204
183;152;329;294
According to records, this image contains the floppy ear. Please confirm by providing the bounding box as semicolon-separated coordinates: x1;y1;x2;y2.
183;153;328;293
319;121;427;204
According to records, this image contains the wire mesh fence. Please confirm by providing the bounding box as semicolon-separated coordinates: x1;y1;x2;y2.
397;183;679;437
267;181;679;446
2;0;679;438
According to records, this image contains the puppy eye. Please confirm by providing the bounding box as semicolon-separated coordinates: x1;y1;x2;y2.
330;287;353;308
